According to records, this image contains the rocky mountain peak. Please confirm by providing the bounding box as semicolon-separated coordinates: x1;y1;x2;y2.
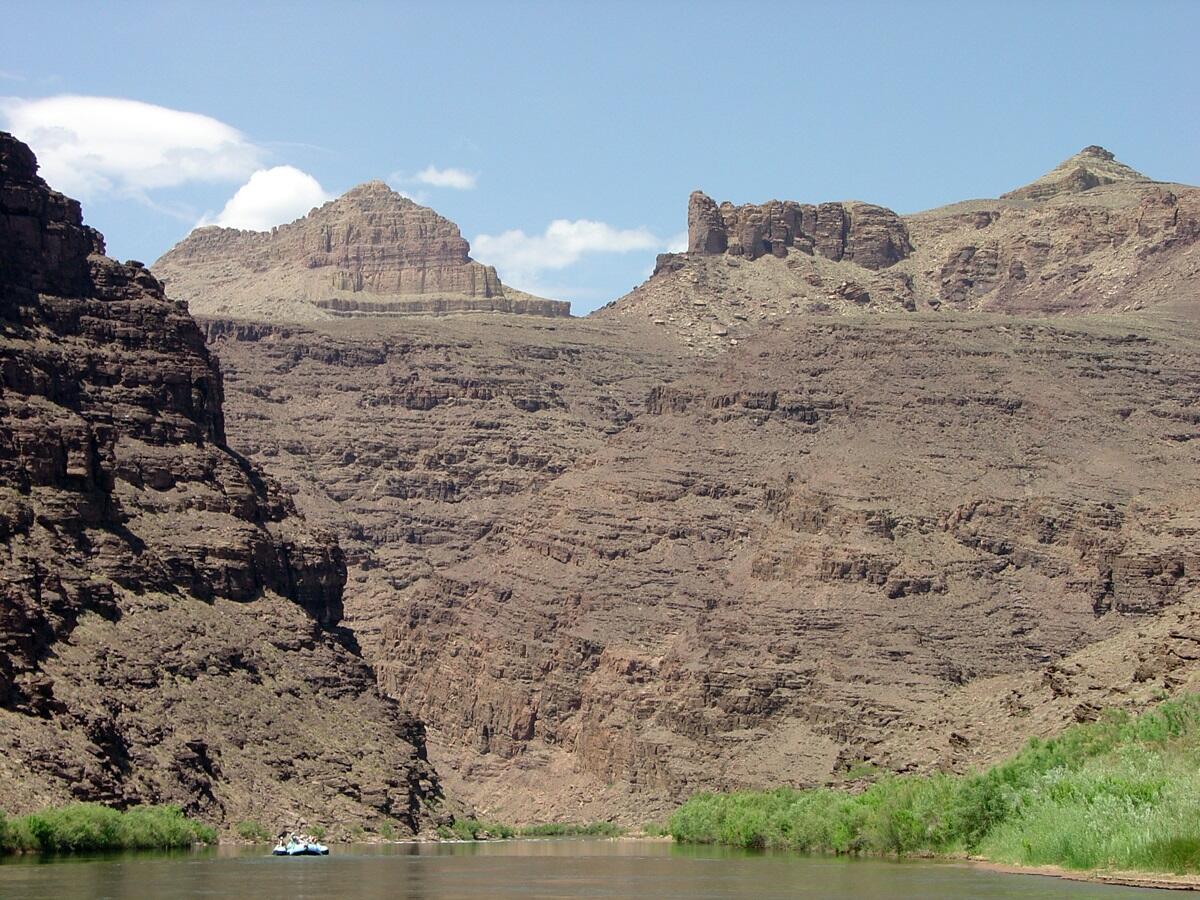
154;182;570;322
1002;145;1150;200
325;179;422;214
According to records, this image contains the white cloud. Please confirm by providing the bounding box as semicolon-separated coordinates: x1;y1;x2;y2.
200;166;332;231
0;94;262;198
414;165;477;190
665;230;689;253
472;219;664;285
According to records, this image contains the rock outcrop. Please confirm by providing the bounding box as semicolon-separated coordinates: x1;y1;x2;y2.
685;191;912;268
153;182;570;323
606;148;1199;352
0;132;444;834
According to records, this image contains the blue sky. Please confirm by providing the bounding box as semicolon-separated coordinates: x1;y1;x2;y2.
3;0;1198;313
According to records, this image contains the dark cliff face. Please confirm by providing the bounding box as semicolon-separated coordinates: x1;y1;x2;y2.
0;132;442;833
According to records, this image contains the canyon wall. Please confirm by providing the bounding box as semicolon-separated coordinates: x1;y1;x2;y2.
0;132;444;835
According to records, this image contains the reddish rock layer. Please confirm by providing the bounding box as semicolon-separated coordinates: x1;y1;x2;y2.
686;191;912;269
172;143;1200;826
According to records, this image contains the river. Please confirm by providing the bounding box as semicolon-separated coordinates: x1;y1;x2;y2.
0;838;1177;898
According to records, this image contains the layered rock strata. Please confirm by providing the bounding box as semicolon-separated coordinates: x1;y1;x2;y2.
204;308;1200;824
154;182;570;322
1001;144;1151;201
0;132;443;834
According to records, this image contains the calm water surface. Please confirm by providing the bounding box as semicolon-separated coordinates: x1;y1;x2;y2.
0;839;1176;899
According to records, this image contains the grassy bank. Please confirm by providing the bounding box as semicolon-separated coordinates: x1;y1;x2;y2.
0;804;216;853
669;694;1200;874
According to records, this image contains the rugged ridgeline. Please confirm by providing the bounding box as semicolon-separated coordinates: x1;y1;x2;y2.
0;133;444;834
153;181;570;322
177;148;1199;825
600;146;1199;352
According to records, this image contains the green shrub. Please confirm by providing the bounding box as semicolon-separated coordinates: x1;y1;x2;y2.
310;825;326;841
378;822;396;840
667;694;1200;874
438;817;515;840
1;804;215;853
236;820;270;842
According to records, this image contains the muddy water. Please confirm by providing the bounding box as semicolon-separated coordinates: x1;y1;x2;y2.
0;838;1176;899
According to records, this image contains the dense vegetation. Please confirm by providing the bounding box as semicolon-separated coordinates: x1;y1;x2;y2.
436;819;624;840
669;695;1200;874
0;804;217;853
518;822;625;838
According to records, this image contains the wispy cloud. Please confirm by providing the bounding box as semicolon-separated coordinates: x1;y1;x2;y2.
199;165;332;231
414;165;477;190
472;219;674;290
0;70;25;82
390;165;478;192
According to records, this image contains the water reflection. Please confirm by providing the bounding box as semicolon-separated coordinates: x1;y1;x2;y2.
0;839;1178;899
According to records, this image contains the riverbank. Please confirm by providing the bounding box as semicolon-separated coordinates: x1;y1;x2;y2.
667;694;1200;881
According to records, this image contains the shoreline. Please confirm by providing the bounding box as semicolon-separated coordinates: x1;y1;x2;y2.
965;858;1200;892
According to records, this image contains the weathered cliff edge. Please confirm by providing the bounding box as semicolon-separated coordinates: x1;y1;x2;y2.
153;181;570;322
0;132;444;835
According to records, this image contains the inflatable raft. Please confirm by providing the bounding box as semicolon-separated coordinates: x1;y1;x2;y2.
271;840;329;856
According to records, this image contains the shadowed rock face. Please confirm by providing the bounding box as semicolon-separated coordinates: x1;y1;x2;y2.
153;181;570;322
0;132;443;834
